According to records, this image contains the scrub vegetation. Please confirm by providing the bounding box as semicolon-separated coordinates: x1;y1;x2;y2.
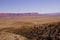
0;21;60;40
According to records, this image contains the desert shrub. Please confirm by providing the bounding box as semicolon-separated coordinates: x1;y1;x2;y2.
6;21;60;40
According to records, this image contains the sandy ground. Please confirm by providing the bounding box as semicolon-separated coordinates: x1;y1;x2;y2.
0;16;60;29
0;15;60;40
0;31;28;40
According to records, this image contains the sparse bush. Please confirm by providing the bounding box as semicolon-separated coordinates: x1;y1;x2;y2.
1;22;60;40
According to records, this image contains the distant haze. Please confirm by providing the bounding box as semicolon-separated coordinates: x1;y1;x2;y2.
0;0;60;14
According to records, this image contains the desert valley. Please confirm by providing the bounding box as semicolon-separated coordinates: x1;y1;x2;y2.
0;13;60;40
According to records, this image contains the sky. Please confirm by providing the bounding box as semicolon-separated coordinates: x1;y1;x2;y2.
0;0;60;14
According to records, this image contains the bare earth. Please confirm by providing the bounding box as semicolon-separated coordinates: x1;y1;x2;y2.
0;15;60;29
0;13;60;40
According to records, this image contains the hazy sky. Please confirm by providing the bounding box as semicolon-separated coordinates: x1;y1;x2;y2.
0;0;60;14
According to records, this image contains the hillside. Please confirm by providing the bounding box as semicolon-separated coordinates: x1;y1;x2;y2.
0;31;28;40
0;13;60;40
0;22;60;40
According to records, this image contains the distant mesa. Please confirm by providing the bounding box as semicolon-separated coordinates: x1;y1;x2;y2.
0;12;60;17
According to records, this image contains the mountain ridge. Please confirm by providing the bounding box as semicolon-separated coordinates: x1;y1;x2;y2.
0;13;60;16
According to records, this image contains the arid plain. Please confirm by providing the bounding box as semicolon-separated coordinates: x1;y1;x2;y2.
0;13;60;28
0;13;60;40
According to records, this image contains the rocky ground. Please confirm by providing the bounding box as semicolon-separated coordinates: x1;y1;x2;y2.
0;22;60;40
0;31;28;40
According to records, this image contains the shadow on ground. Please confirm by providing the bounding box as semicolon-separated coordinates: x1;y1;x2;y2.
0;22;60;40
